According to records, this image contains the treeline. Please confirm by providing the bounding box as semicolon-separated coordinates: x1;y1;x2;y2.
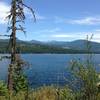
0;40;96;54
17;45;87;54
0;39;100;54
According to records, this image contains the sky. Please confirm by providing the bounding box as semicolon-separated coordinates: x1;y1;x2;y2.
0;0;100;42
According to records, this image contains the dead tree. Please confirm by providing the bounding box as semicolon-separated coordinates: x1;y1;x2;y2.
7;0;35;91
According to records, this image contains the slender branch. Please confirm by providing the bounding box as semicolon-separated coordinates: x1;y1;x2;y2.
16;25;26;34
22;3;36;22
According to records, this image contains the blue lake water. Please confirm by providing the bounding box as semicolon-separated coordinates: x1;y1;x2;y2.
0;54;100;88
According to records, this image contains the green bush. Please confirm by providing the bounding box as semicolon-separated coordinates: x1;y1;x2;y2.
13;74;28;93
70;59;99;100
0;81;8;96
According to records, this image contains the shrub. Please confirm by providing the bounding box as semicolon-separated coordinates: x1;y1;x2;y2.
70;59;99;100
0;81;8;96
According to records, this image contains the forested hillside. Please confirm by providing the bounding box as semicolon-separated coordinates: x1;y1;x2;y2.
0;39;100;53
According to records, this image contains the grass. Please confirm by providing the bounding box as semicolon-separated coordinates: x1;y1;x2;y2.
0;86;100;100
0;85;77;100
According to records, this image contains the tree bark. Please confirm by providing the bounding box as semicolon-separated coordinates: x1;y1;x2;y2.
8;0;16;91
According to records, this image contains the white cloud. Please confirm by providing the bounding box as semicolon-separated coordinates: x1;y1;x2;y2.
48;32;100;42
95;29;100;32
32;27;100;42
0;2;10;24
51;34;74;38
54;16;100;25
0;1;45;25
69;17;100;25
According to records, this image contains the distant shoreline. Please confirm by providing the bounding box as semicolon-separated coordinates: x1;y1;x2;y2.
0;52;100;54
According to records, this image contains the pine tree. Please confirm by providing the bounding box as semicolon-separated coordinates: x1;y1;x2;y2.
7;0;35;91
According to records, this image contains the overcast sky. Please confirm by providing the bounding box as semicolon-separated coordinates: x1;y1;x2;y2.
0;0;100;42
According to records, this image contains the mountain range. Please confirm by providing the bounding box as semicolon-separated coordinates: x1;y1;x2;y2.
0;39;100;53
30;39;100;53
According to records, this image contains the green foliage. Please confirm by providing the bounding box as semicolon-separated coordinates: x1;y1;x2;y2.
13;74;28;93
62;35;100;100
0;84;100;100
12;56;28;93
70;59;99;100
0;81;8;96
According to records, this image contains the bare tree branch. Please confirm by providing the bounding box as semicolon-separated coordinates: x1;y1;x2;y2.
22;3;36;22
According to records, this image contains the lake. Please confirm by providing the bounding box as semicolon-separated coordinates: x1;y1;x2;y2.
0;54;100;88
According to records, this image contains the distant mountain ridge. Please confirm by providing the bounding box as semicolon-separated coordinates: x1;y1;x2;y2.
32;39;100;52
30;39;100;52
0;39;100;53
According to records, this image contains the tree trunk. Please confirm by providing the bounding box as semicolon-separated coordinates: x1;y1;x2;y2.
8;0;16;91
